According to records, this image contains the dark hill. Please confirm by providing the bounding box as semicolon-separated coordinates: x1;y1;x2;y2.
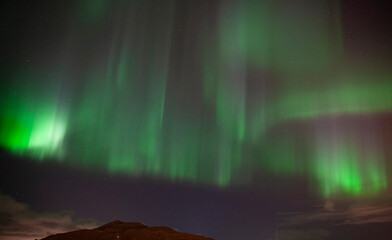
41;220;214;240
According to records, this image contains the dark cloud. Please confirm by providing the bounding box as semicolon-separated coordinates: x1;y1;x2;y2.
272;200;392;240
280;200;392;227
274;229;331;240
0;193;97;240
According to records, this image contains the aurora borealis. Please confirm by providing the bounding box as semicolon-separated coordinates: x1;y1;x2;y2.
1;0;392;239
1;0;389;196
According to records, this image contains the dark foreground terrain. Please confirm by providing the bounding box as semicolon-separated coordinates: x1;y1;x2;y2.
41;221;214;240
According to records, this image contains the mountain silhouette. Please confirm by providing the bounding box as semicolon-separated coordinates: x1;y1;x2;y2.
41;220;214;240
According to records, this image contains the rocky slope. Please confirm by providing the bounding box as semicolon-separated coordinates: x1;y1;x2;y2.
41;220;214;240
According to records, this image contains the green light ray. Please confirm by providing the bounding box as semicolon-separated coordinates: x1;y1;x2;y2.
0;0;390;199
0;74;68;158
312;138;387;197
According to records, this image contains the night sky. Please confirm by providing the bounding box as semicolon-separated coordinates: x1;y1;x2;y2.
1;0;392;239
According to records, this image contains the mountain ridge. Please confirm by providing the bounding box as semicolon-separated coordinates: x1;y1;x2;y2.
41;220;214;240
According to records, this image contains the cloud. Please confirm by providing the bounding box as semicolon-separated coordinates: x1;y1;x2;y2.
270;200;392;240
279;200;392;227
341;203;392;224
276;229;330;240
0;193;98;240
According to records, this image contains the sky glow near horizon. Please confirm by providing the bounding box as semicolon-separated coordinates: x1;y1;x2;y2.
0;0;391;198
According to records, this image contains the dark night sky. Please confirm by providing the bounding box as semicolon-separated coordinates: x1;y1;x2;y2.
1;0;392;239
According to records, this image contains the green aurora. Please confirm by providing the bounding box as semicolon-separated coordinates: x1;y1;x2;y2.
0;0;390;198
